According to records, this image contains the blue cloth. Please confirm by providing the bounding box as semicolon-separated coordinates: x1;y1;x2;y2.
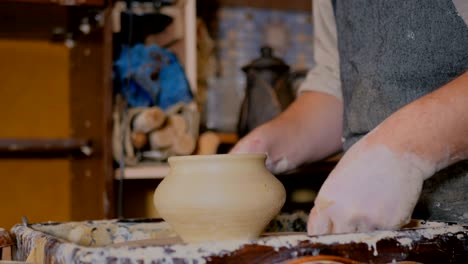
114;44;193;109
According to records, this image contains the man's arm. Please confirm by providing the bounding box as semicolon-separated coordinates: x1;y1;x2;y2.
367;71;468;176
231;91;343;174
231;0;343;173
308;71;468;235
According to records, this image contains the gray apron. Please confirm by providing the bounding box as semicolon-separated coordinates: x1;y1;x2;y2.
335;0;468;223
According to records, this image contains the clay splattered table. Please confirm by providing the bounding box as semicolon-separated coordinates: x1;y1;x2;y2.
9;213;468;263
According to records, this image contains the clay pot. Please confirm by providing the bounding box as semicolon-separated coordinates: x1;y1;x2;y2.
153;154;286;243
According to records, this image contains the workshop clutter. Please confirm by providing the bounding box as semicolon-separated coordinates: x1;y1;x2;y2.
112;1;199;165
113;103;199;165
112;42;199;165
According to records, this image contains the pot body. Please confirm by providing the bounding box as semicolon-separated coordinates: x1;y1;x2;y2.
154;154;286;243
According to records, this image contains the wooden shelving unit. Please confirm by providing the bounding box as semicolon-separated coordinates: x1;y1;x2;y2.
0;1;114;227
112;0;198;182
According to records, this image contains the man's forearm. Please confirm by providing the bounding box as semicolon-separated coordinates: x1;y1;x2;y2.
268;91;343;165
365;71;468;177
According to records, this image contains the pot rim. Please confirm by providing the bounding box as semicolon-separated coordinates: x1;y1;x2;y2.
168;153;267;162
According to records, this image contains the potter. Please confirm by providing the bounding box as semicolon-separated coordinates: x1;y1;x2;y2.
231;0;468;235
154;153;286;243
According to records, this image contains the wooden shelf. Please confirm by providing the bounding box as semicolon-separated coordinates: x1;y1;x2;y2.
3;0;105;6
0;138;92;157
114;132;238;180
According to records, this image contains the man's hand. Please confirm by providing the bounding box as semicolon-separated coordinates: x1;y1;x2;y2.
308;72;468;235
230;92;344;174
230;123;295;174
308;140;429;235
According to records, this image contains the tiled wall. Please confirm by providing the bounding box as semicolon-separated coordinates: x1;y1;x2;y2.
216;6;315;89
204;6;315;132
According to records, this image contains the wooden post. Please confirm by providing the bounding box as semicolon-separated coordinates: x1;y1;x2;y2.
69;7;114;220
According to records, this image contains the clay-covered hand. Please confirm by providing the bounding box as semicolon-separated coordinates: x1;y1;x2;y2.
307;139;433;235
230;124;297;174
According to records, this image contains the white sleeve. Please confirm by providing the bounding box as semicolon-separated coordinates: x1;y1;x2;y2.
298;0;342;101
453;0;468;25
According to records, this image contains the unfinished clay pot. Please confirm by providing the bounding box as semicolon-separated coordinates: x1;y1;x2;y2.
153;154;286;243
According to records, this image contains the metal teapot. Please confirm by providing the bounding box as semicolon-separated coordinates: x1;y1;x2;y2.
238;46;294;137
